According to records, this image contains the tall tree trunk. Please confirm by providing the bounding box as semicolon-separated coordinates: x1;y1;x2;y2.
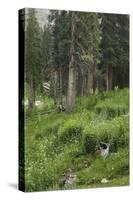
53;70;58;105
79;68;84;96
59;66;63;104
88;63;94;95
66;57;76;112
28;78;35;110
66;12;76;112
106;64;113;91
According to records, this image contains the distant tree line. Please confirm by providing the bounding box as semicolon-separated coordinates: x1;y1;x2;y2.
24;9;129;112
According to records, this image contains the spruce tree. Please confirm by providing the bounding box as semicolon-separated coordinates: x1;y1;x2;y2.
25;8;42;109
100;13;129;90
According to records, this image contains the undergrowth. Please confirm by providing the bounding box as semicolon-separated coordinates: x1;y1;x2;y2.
24;88;129;191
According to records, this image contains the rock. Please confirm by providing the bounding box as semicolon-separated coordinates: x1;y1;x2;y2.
99;142;110;159
64;173;77;189
59;168;77;189
101;178;109;184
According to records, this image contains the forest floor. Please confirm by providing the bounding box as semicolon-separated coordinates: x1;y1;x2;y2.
24;88;129;192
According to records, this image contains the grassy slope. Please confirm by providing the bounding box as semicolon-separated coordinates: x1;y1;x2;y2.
24;88;129;192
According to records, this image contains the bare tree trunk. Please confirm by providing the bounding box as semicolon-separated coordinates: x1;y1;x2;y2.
88;63;94;95
84;73;88;96
53;70;58;105
79;68;84;96
66;12;76;112
28;78;35;110
106;64;113;91
59;66;63;104
66;57;76;112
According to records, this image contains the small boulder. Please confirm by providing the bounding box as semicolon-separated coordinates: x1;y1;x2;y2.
101;178;109;184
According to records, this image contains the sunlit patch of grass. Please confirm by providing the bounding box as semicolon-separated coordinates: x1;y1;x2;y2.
76;148;129;186
95;88;129;118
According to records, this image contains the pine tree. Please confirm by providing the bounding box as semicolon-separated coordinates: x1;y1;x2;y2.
40;24;51;91
25;8;42;109
100;13;129;90
49;10;71;105
113;14;129;88
66;11;77;112
75;12;101;95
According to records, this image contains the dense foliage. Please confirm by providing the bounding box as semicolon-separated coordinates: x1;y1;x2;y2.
24;89;129;191
24;9;129;111
22;8;129;192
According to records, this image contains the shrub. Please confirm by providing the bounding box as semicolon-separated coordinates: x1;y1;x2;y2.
34;118;62;140
82;115;129;153
58;119;83;144
74;95;98;112
83;134;97;154
87;95;98;110
110;116;129;152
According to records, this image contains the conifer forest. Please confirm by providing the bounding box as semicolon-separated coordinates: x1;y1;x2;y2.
19;8;129;191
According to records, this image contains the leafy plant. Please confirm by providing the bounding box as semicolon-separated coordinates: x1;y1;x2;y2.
58;119;83;144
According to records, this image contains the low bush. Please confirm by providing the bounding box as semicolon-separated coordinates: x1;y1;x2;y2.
74;95;99;112
83;115;129;153
87;95;98;110
58;119;83;144
83;134;97;154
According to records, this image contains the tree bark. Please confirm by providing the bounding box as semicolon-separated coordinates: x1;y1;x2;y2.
66;12;76;112
66;56;76;112
59;66;63;104
77;65;84;96
53;70;58;105
88;63;94;95
106;64;113;91
80;69;84;96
